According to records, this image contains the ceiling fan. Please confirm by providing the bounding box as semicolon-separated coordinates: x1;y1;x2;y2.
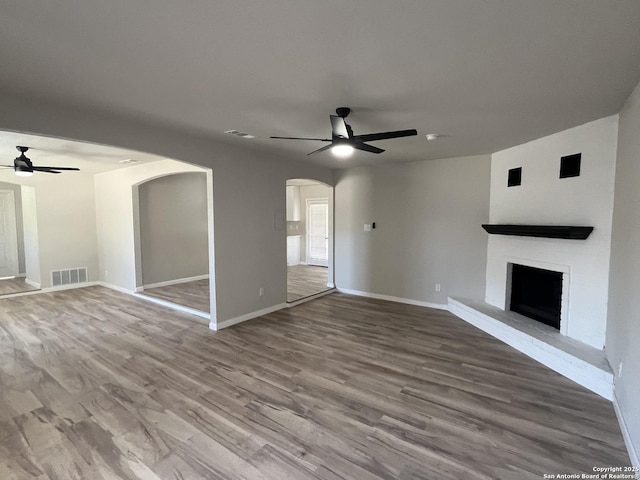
1;146;80;176
271;107;417;157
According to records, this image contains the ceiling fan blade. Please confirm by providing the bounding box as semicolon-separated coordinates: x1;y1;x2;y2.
31;167;61;173
307;144;335;156
270;136;331;142
354;129;418;143
330;115;350;139
32;166;80;171
353;143;385;154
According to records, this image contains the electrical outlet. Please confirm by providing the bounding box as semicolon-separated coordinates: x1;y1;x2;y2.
259;287;264;297
435;283;441;292
364;224;371;232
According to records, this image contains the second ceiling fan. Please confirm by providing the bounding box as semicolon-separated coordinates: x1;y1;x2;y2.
271;107;417;157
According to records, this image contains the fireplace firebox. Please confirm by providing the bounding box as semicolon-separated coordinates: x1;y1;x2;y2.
509;264;562;329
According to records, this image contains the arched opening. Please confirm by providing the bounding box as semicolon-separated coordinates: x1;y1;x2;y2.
134;171;214;316
286;178;334;302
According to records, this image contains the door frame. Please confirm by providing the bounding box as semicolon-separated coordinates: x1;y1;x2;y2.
305;197;329;267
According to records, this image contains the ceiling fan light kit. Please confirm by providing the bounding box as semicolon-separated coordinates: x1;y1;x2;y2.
1;146;81;176
270;107;417;158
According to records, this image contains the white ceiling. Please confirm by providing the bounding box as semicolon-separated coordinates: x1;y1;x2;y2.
1;1;640;168
0;131;168;181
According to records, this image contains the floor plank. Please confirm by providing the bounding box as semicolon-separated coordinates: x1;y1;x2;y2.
0;277;39;296
142;279;210;313
0;287;630;479
287;265;329;302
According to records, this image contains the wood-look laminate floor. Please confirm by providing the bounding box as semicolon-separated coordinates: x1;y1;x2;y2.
0;287;629;479
142;279;210;313
287;265;330;302
0;277;39;296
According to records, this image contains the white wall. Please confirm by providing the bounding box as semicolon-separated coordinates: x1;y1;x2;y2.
486;116;618;349
335;155;490;305
94;159;209;292
36;174;99;288
138;172;209;285
20;186;40;287
0;172;100;289
607;81;640;466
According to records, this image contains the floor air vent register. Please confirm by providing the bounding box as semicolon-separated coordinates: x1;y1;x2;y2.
51;267;88;287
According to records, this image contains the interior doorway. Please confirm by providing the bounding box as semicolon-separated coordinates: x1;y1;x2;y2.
0;184;40;296
286;179;334;303
134;171;212;315
306;198;329;267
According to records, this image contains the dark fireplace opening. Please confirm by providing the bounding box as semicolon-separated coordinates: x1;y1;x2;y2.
509;264;562;329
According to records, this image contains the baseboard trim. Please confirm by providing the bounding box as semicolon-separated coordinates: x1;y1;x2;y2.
287;288;336;307
96;281;210;322
133;293;210;321
141;274;209;290
214;303;287;331
0;281;98;299
327;282;335;288
613;393;640;470
96;281;136;295
337;288;448;311
25;278;41;289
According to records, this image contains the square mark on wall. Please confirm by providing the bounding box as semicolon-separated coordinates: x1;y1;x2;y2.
508;167;522;187
560;153;581;178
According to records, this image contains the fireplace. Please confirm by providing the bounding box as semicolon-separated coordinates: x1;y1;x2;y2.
509;264;563;329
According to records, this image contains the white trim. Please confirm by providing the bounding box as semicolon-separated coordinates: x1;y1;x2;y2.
132;293;210;321
287;288;335;307
327;282;335;288
141;274;209;290
613;393;640;471
97;281;210;321
25;278;41;289
213;303;287;331
448;298;613;400
337;288;448;311
0;281;98;299
42;281;98;293
96;281;136;295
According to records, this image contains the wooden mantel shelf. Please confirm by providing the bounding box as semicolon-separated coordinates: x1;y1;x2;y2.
481;224;594;240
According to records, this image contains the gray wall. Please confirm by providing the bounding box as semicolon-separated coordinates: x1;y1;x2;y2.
0;181;25;274
334;155;491;305
139;172;209;285
607;81;640;464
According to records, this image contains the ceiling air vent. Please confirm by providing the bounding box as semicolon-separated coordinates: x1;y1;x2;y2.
224;130;255;139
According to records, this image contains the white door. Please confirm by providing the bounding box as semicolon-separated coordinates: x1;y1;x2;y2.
306;199;328;267
0;190;20;277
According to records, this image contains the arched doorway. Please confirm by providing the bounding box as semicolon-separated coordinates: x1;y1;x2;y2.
286;179;334;302
134;170;214;316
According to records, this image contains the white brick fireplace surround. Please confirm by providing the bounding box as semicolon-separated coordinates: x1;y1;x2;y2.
452;115;619;399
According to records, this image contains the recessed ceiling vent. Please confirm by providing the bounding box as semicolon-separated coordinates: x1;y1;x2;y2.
225;130;255;139
51;267;88;287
